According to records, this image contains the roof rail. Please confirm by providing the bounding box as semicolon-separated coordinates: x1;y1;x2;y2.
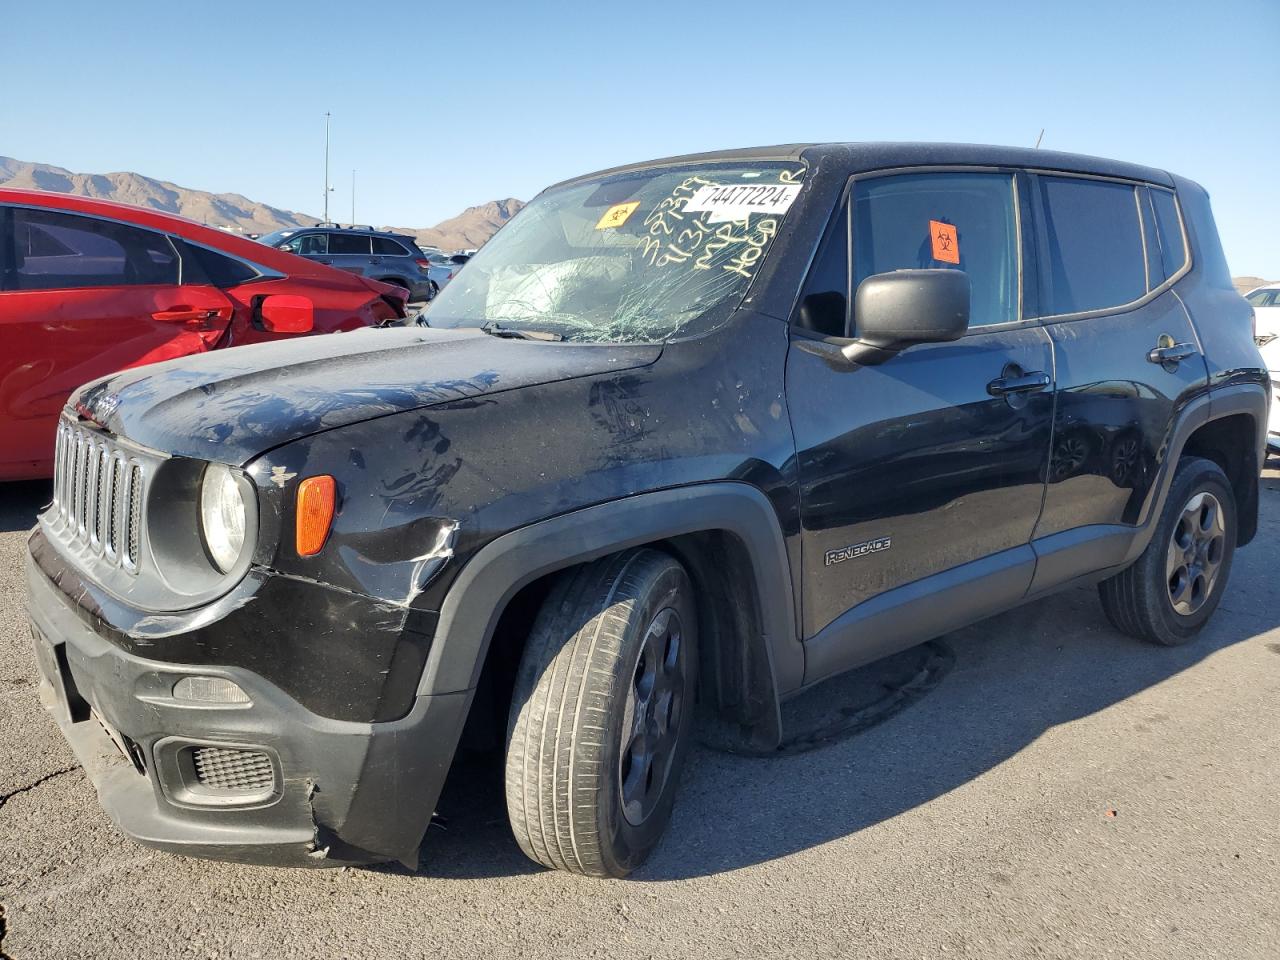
315;221;341;228
346;224;375;231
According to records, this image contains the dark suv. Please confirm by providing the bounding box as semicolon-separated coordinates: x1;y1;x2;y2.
258;225;434;301
27;143;1265;879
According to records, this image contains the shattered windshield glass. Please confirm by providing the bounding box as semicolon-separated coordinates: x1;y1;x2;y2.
424;161;806;343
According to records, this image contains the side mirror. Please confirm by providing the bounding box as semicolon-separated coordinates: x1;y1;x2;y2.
842;269;970;365
259;294;314;334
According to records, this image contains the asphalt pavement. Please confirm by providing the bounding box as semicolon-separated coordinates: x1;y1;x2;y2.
1;474;1277;959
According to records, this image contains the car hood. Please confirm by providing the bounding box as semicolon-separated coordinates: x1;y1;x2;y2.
71;327;662;465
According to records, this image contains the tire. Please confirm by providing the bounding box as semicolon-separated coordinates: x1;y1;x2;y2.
1098;456;1236;646
505;548;698;877
427;281;440;300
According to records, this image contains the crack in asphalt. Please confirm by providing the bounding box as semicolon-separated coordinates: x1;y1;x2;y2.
0;765;79;811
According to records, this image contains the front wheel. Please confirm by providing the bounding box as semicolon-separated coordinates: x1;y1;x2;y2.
1099;456;1236;646
505;548;698;877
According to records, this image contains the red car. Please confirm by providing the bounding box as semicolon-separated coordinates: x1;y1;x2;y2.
0;189;407;480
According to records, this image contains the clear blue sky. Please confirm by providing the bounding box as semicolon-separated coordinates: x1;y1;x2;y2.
4;0;1277;275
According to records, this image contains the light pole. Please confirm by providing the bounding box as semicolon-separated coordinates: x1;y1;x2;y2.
323;112;334;221
351;169;356;225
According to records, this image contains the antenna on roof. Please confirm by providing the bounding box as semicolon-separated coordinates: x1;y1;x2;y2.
1034;129;1045;149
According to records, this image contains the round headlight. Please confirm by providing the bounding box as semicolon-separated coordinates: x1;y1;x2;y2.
200;463;246;574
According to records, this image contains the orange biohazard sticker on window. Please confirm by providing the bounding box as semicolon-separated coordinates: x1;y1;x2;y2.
930;220;960;264
596;201;641;230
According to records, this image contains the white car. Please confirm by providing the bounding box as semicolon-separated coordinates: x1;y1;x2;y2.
1246;285;1280;455
1246;283;1280;341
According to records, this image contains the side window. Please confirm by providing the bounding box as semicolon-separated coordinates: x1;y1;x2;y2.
1246;289;1277;307
328;233;371;255
852;172;1019;328
9;207;179;290
183;243;260;287
283;233;327;255
1149;188;1187;280
795;203;849;337
1037;176;1146;315
372;236;408;256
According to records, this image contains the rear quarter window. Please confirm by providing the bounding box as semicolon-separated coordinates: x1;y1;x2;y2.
184;243;261;287
1149;188;1187;280
372;237;409;256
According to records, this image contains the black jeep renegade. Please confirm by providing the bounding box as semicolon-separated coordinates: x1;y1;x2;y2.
27;143;1266;877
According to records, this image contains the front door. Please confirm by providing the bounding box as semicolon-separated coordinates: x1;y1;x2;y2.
787;170;1054;683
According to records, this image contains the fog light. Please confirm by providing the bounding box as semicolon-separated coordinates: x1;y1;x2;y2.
172;676;251;704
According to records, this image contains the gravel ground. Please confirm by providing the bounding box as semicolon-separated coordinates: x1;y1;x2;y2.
1;474;1278;959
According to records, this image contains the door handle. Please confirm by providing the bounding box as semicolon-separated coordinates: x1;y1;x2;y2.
369;257;383;264
1147;341;1197;365
316;258;333;264
987;371;1050;397
152;307;219;323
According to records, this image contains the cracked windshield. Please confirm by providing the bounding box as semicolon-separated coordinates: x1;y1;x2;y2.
424;162;805;343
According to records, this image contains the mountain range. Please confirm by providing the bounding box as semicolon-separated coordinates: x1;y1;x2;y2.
0;156;1269;283
0;156;523;251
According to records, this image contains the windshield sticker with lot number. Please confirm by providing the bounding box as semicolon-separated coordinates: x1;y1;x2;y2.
636;170;802;280
595;201;641;230
684;182;802;224
930;220;960;264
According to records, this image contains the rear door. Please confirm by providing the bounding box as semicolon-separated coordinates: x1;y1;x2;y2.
787;170;1055;682
0;205;233;476
371;235;408;279
325;232;374;276
1027;173;1209;592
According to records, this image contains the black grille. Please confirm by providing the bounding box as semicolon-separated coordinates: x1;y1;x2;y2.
51;419;144;569
128;464;143;564
191;747;275;792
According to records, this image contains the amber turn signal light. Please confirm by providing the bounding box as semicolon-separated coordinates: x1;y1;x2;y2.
296;475;337;556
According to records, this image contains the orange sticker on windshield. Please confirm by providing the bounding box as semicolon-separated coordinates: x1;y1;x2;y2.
596;201;641;230
930;220;960;264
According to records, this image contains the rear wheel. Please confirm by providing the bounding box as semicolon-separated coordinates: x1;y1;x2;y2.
377;277;410;292
1099;456;1236;646
504;548;698;877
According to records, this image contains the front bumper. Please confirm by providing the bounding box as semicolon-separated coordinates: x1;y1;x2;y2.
26;549;469;868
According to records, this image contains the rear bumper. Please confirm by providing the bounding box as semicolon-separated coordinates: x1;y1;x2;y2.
26;549;469;868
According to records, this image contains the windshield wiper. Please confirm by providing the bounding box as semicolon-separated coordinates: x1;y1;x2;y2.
479;321;563;342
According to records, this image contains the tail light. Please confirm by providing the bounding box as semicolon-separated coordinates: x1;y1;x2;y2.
447;271;454;281
415;258;430;272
